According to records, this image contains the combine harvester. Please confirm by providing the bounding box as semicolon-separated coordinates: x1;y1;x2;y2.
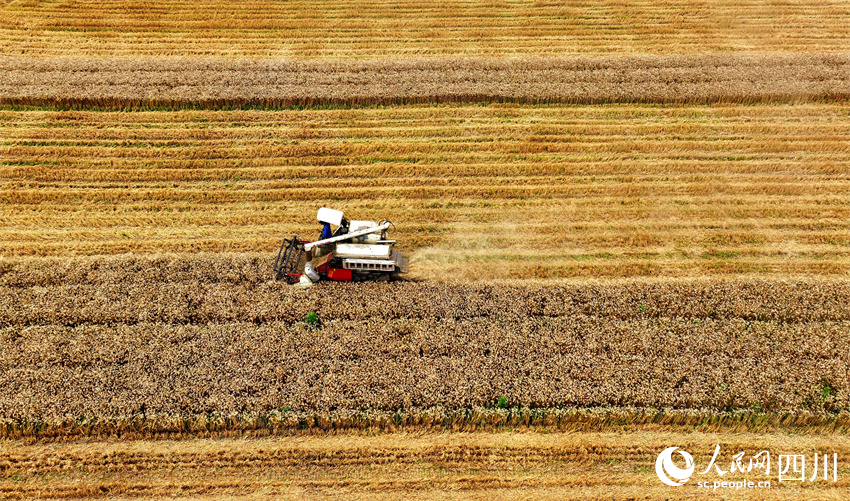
274;207;409;284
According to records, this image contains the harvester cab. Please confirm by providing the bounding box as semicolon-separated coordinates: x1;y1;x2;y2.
274;207;409;284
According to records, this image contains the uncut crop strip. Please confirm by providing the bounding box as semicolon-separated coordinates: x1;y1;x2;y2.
5;256;850;321
2;104;850;278
2;0;850;57
3;54;850;108
1;434;849;500
2;258;850;429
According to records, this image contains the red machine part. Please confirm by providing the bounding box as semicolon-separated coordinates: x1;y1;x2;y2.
313;253;334;273
285;273;302;285
326;268;352;281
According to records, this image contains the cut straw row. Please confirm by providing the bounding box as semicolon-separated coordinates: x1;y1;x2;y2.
2;54;849;107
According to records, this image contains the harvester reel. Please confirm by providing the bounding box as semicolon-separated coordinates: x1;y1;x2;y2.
274;236;307;283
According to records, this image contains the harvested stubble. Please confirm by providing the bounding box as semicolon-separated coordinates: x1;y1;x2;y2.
2;255;850;437
3;433;848;500
3;0;850;57
3;104;850;279
2;54;850;108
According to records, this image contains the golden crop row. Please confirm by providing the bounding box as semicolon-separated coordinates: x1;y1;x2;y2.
2;0;849;57
3;54;849;107
3;259;849;320
2;275;849;428
3;250;847;279
2;104;849;277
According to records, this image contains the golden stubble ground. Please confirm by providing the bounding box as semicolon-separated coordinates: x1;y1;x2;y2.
2;430;849;500
2;103;849;279
3;0;850;57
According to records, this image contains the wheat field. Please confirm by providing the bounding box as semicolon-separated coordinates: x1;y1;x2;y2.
2;256;850;437
4;0;850;498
